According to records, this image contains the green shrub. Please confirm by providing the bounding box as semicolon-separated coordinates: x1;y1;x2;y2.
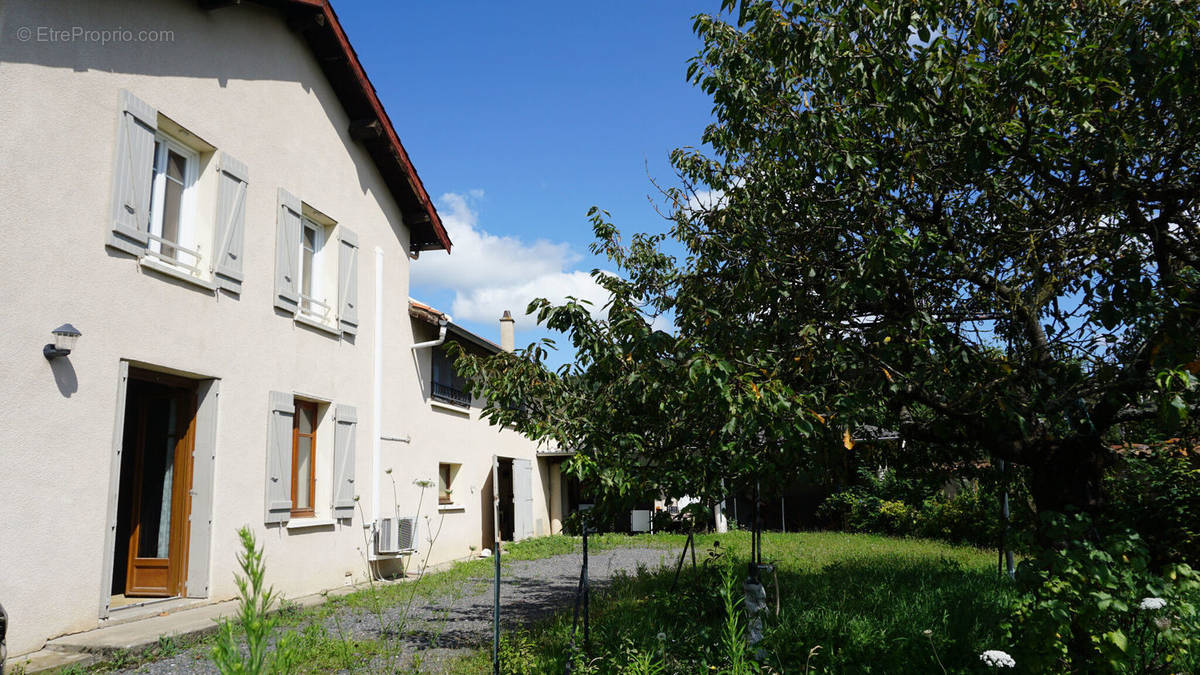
877;499;917;535
1105;447;1200;567
211;527;299;674
1005;513;1200;673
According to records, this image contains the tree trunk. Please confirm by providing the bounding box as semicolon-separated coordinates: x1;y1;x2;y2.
1025;435;1112;530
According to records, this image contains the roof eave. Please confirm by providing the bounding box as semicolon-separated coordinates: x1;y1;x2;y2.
218;0;452;253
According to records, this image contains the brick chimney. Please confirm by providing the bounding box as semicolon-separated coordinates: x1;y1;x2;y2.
499;310;515;352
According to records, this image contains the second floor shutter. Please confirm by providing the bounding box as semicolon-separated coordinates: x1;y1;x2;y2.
213;154;248;294
108;90;156;256
274;189;301;314
338;227;359;335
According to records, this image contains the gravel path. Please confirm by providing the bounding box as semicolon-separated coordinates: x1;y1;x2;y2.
116;546;679;673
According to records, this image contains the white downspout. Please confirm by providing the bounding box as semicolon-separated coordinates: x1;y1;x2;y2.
372;246;384;525
410;318;450;350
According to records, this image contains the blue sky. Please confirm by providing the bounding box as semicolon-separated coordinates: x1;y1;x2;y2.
336;2;724;358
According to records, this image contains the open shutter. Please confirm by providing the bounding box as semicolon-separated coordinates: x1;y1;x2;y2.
108;90;156;256
491;455;501;545
337;227;359;336
332;404;357;519
187;379;219;598
512;458;534;542
265;391;294;524
213;154;248;294
274;189;301;314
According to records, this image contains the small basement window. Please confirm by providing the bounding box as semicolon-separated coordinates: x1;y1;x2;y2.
438;463;460;505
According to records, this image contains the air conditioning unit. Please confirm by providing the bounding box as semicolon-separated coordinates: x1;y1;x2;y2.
375;516;417;555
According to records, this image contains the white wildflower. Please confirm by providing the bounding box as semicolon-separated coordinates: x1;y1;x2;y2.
980;650;1015;668
1139;597;1167;611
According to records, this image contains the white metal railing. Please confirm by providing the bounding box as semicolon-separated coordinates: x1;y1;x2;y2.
144;232;202;275
299;293;333;322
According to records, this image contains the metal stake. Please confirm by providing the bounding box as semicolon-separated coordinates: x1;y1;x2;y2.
582;519;590;655
493;532;500;674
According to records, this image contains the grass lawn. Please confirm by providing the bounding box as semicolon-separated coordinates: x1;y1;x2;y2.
71;531;1012;673
479;531;1015;674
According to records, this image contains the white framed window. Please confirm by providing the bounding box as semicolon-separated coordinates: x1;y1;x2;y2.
274;190;358;336
298;214;334;324
146;134;200;273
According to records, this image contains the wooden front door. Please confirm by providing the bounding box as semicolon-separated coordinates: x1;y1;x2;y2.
122;373;196;597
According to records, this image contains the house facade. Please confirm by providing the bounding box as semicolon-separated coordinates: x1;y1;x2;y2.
0;0;560;658
405;301;570;559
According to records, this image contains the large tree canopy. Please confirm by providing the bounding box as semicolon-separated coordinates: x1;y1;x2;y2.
453;0;1200;518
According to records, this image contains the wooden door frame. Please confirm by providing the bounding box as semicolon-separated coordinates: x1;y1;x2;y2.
123;371;197;598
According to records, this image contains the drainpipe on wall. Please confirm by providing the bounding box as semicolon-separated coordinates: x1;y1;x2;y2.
411;317;449;351
373;247;384;527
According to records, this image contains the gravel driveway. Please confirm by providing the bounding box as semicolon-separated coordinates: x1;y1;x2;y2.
116;546;678;673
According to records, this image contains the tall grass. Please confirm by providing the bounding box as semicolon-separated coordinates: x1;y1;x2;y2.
501;531;1014;673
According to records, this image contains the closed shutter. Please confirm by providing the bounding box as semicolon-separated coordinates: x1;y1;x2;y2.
274;189;301;313
213;154;249;294
332;404;357;519
512;458;534;541
337;227;359;336
264;391;294;524
108;90;157;256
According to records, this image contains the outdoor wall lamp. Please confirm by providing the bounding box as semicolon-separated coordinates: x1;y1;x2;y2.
43;324;81;360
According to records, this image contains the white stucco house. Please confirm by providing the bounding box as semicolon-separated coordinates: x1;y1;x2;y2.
0;0;565;658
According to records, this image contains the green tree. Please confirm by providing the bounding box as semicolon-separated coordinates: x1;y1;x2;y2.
454;0;1200;523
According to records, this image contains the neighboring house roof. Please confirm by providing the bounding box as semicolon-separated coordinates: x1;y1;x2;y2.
1111;438;1195;458
208;0;451;253
854;425;900;442
408;299;503;354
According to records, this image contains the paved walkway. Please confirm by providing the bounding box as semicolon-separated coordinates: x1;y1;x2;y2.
12;546;678;673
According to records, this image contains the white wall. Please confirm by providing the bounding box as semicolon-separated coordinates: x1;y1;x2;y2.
389;321;554;564
0;0;513;656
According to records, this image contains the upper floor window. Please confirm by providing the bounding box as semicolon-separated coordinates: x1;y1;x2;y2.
298;215;332;322
147;135;199;272
106;90;249;295
274;190;359;337
431;346;471;408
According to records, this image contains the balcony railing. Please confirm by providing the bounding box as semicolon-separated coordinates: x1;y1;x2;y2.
145;232;202;275
431;381;470;408
299;293;334;323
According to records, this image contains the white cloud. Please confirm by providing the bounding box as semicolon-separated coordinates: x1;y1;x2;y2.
411;192;612;328
685;188;727;213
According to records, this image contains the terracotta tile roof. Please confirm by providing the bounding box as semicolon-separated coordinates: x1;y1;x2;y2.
216;0;451;252
1111;438;1195;458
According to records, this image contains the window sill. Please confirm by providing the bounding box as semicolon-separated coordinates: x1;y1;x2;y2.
430;399;471;415
295;312;341;336
438;503;466;513
139;256;216;292
286;517;336;530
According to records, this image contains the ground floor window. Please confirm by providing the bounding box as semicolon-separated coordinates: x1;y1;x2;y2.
439;463;460;504
292;399;318;517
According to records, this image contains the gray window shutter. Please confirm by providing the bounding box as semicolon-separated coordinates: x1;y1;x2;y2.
274;189;301;314
513;458;534;541
187;379;219;598
108;90;157;256
332;404;357;519
337;227;359;335
265;391;294;524
213;154;249;294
